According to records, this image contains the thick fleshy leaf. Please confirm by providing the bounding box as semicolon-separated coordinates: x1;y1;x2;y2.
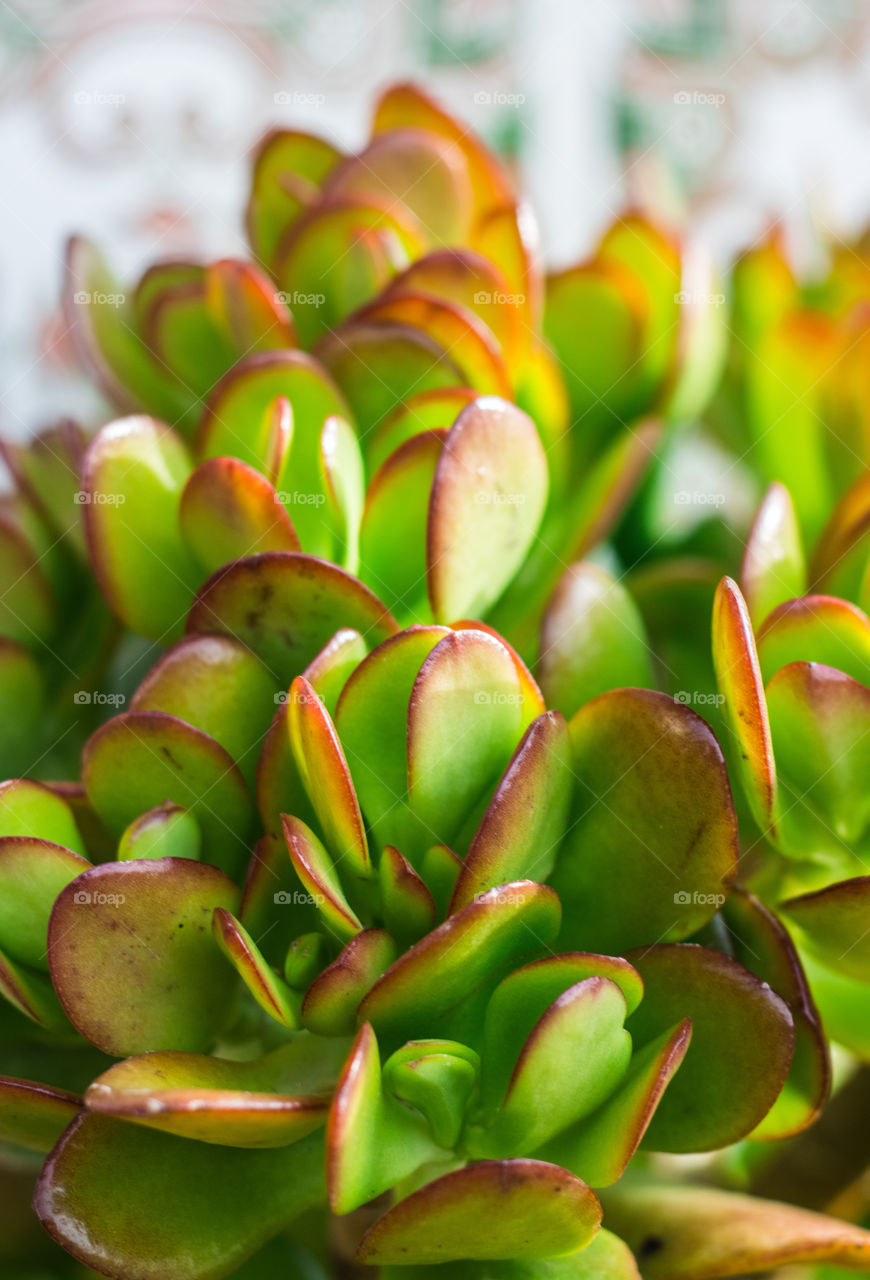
757;595;870;688
301;930;398;1036
378;1231;638;1280
358;883;561;1047
724;887;830;1139
0;947;67;1027
187;552;397;687
357;293;510;397
385;249;526;364
0;837;90;969
83;712;253;877
603;1184;870;1280
315;320;464;439
540;1021;691;1187
384;1039;479;1150
325;128;473;248
626;944;795;1152
471;200;542;332
406;628;533;860
276;200;424;344
301;626;368;715
0;642;45;775
213;908;299;1028
35;1115;325;1280
335;625;450;855
740;483;805;628
538;564;654;719
48;858;240;1055
196;351;357;561
245;128;343;269
0;512;55;642
256;702;316;839
380;844;438;942
712;576;777;833
179;457;300;576
797;945;870;1057
64;236;188;422
288;676;370;881
369;385;477;474
239;833;318;966
551;690;737;954
469;977;631;1158
427;397;548;623
282;815;363;942
358;430;446;623
372;83;514;218
783;877;870;982
81;416;200;640
327;1022;446;1213
118;803;202;862
450;711;572;910
0;1075;80;1152
205;257;297;352
130;633;279;788
84;1036;347;1147
766;662;870;859
357;1159;601;1265
811;470;870;598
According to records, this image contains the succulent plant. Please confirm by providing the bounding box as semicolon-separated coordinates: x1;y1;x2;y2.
4;78;870;1280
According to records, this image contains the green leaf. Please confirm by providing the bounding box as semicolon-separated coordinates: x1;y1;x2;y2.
326;1022;447;1213
118;803;202;862
83;711;253;878
187;551;397;689
538;564;653;719
450;711;572;909
302;930;398;1036
213;908;300;1028
81;416;201;640
48;858;240;1055
245;128;342;269
378;1228;640;1280
603;1184;870;1280
469;976;631;1157
551;689;737;954
358;882;561;1048
131;634;279;790
757;595;870;688
740;483;805;628
35;1114;325;1280
369;385;477;474
357;1159;601;1265
782;877;870;983
625;944;795;1152
0;778;85;853
0;837;90;969
179;457;299;576
84;1036;348;1147
0;1075;80;1152
427;397;548;623
282;815;363;942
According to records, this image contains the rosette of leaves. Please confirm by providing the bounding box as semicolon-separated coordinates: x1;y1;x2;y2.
0;420;118;776
0;613;859;1278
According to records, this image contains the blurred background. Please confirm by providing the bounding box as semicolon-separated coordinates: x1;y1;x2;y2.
4;0;870;431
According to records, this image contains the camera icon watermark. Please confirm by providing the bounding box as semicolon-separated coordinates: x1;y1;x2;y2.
673;90;725;107
274;491;326;506
275;290;326;308
72;290;125;308
674;290;726;307
674;890;726;906
674;691;725;708
274;90;326;107
74;691;126;707
674;491;725;508
474;691;525;706
274;889;326;906
473;90;525;107
73;889;126;906
73;90;126;107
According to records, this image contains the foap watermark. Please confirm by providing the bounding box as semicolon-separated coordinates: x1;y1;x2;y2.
73;290;126;308
675;290;726;307
275;491;326;506
474;691;525;706
74;490;126;505
475;490;526;505
274;90;326;107
473;90;525;108
673;90;725;107
274;688;323;706
674;890;726;907
674;490;725;508
472;289;525;307
73;889;126;907
274;890;327;906
74;691;126;707
275;290;326;308
674;691;725;708
474;887;529;908
74;90;126;107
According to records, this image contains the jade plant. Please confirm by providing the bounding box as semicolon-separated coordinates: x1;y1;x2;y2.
3;78;870;1280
